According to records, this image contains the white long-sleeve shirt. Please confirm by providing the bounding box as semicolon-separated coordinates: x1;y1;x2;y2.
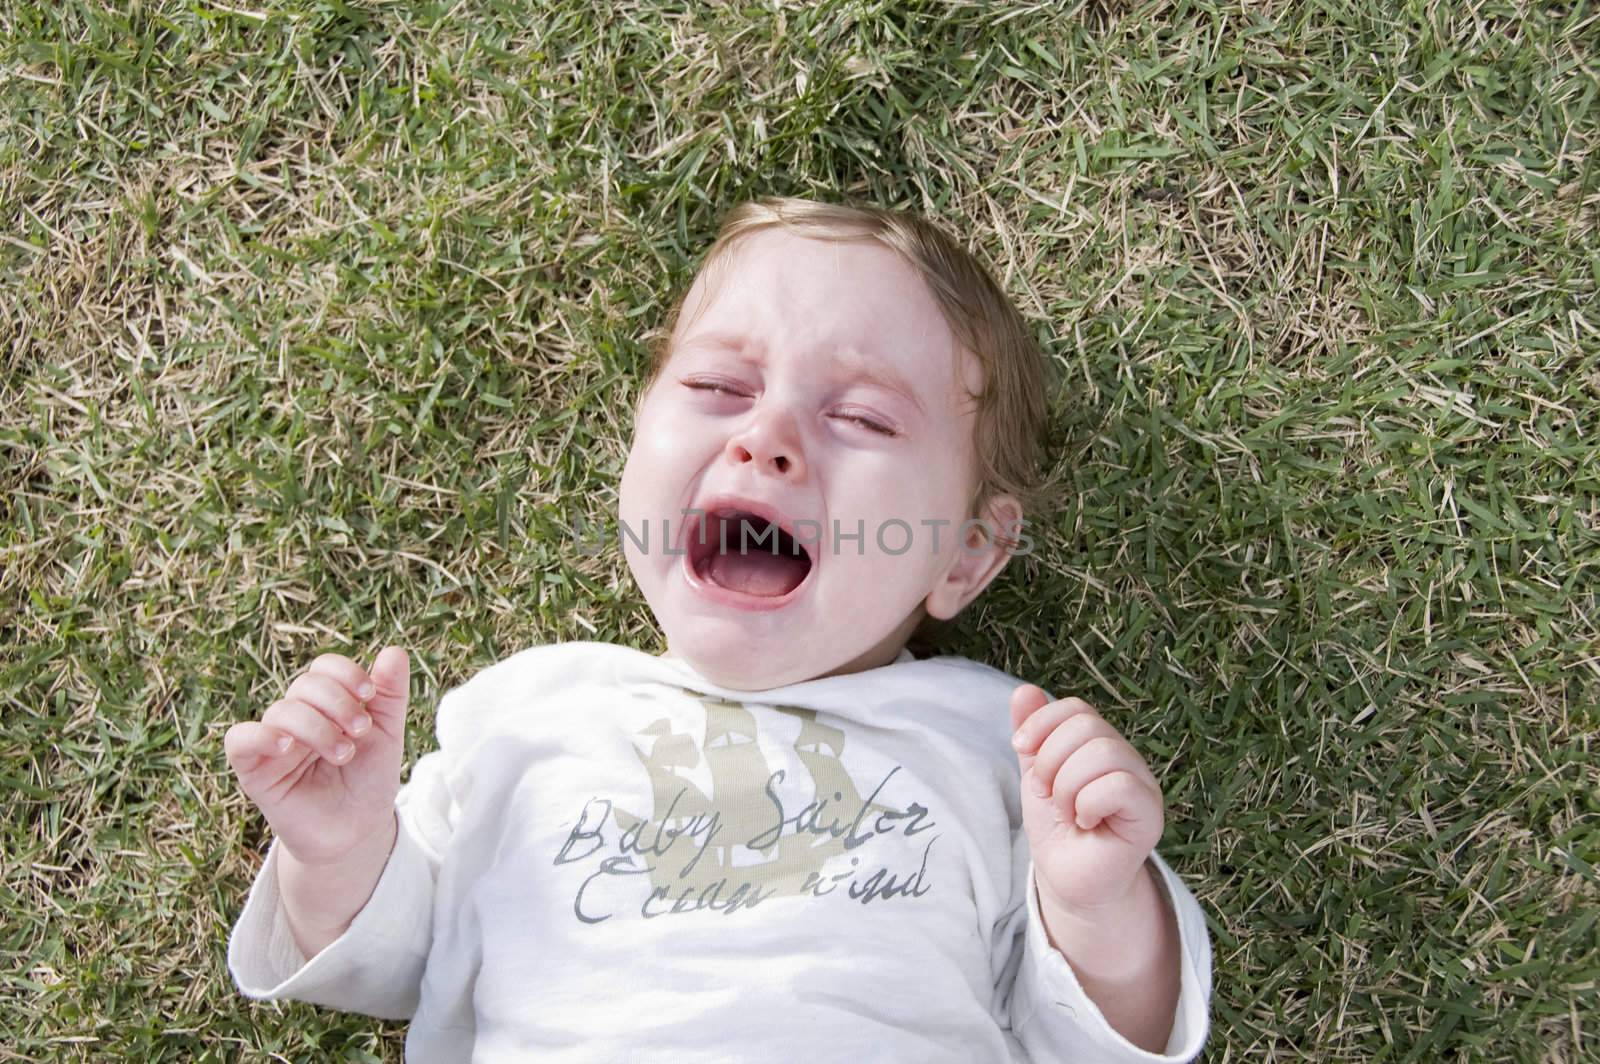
229;642;1213;1061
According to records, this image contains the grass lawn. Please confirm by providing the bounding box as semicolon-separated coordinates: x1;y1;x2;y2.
3;0;1596;1060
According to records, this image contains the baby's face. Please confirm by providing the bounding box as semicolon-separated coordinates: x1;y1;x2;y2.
618;229;1013;690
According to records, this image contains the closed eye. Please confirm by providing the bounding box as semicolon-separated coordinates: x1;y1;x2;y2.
682;378;750;397
832;411;898;437
682;379;895;436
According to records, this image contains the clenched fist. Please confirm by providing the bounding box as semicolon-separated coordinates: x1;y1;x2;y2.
225;647;410;867
1010;684;1165;914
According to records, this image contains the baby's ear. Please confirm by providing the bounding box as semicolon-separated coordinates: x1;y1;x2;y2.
923;494;1024;621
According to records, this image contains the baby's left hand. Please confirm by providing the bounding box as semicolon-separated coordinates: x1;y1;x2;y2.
1009;684;1165;914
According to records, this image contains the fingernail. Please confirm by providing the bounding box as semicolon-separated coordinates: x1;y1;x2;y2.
276;736;292;753
1011;731;1027;751
350;713;371;735
334;741;354;761
359;682;375;700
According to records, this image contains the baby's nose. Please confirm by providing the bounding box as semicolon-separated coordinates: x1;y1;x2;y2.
729;438;799;477
727;409;805;479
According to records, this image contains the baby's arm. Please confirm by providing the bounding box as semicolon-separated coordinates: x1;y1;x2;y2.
225;647;434;1017
1032;858;1180;1048
1000;847;1213;1062
275;808;398;958
1004;685;1212;1059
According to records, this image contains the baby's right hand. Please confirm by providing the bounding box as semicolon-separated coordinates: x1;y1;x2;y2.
225;646;409;867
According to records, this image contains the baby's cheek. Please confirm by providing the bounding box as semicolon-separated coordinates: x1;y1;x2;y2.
835;547;938;606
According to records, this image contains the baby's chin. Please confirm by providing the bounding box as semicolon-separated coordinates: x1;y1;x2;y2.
659;614;917;691
663;641;821;692
655;616;840;690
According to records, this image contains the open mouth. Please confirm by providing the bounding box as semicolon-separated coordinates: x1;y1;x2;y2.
685;509;814;601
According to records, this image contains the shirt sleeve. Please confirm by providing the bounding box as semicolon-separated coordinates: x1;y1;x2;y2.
226;747;458;1019
1004;849;1214;1062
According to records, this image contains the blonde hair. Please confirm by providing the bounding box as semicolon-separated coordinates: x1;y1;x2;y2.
641;197;1056;652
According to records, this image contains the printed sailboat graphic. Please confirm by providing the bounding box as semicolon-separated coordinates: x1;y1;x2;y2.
614;694;907;898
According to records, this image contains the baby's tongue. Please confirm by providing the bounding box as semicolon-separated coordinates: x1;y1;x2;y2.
707;548;809;597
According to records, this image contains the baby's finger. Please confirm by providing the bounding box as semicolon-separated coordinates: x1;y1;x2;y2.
285;671;372;739
1073;770;1164;845
306;652;377;703
1027;709;1116;798
1009;686;1051;780
1048;740;1159;827
224;720;294;774
1012;695;1098;757
1009;684;1052;734
262;698;358;765
364;646;410;729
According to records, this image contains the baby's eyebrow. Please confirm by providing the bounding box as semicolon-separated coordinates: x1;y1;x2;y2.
681;333;761;368
831;348;926;416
